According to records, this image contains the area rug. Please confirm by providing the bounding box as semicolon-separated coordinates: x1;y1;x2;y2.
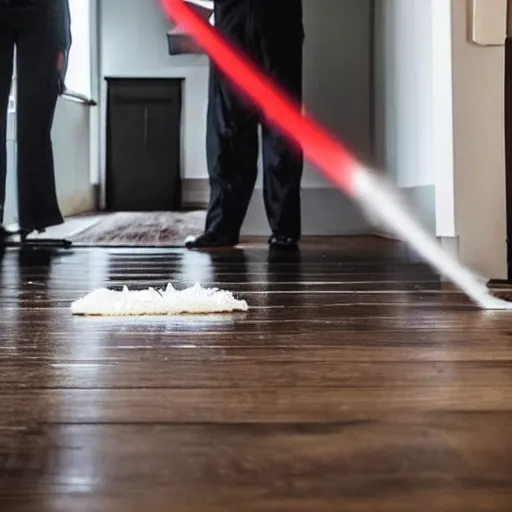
70;211;206;246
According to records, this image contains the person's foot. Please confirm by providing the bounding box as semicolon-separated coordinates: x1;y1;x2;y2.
0;225;17;241
185;232;238;249
19;227;44;243
268;235;299;252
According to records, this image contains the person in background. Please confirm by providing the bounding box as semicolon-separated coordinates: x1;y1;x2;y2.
186;0;304;251
0;0;71;242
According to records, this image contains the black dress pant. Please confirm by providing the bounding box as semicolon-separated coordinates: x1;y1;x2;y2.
205;0;304;241
0;7;63;231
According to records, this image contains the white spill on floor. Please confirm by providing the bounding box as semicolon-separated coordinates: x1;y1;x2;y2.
70;283;248;316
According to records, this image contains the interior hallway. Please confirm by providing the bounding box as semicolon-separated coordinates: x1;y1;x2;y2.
0;236;511;511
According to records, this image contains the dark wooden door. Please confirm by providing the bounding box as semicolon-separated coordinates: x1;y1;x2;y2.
106;78;183;211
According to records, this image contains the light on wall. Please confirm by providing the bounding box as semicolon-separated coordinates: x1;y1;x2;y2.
65;0;93;98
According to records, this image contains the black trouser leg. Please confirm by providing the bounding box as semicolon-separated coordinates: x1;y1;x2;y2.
261;124;303;241
204;0;259;241
205;65;259;240
260;21;304;241
0;20;14;225
16;10;63;231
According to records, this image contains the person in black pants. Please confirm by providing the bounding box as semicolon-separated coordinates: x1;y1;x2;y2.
186;0;304;251
0;0;71;241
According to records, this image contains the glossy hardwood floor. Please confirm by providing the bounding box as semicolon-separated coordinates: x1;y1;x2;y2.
1;236;512;512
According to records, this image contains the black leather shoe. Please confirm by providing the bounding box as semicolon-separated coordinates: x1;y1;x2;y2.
185;232;238;249
268;235;299;251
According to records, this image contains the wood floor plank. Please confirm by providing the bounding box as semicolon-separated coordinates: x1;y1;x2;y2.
2;490;512;512
1;361;511;389
1;386;512;423
1;419;512;510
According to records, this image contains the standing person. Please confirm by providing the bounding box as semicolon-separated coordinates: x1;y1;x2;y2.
0;0;71;242
186;0;304;251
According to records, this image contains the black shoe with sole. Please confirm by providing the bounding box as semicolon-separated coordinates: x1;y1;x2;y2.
185;232;238;249
268;235;299;252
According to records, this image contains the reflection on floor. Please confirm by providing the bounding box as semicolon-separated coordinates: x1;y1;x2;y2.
1;236;512;511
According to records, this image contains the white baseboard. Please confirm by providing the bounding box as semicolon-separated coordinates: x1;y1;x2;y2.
59;187;96;218
182;178;209;208
181;179;372;235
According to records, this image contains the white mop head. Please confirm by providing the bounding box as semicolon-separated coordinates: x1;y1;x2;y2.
70;283;248;316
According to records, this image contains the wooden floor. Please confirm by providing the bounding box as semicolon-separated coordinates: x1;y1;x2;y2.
1;236;512;512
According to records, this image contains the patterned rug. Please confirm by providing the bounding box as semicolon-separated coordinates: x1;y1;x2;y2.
70;211;206;246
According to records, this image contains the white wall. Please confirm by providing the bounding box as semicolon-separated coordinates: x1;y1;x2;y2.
431;0;456;238
375;0;434;188
374;0;447;234
52;101;94;216
450;0;507;278
4;84;17;226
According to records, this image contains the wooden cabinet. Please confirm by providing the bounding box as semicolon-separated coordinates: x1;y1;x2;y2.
105;78;183;211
